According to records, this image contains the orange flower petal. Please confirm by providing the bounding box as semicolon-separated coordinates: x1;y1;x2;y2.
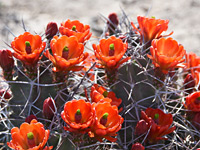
59;19;92;43
148;37;186;74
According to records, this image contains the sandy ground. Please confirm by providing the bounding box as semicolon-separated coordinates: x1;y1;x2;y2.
0;0;200;53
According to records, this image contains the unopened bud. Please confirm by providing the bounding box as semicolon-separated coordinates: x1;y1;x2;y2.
0;89;12;100
107;12;119;35
135;120;148;136
184;74;195;94
0;49;14;72
25;115;37;124
0;89;12;108
192;112;200;130
108;13;119;26
43;97;56;120
45;22;58;39
131;143;145;150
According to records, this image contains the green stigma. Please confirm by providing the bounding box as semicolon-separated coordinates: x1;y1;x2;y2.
27;132;34;140
154;113;159;119
76;109;81;115
25;41;31;47
109;43;114;50
197;97;200;100
151;16;155;19
63;46;69;51
72;25;76;31
102;113;109;119
103;91;108;97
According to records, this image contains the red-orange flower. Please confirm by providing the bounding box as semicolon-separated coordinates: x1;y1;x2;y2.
93;36;129;70
44;35;88;72
185;52;200;85
89;102;123;142
131;16;172;43
90;84;122;108
147;37;186;74
185;91;200;112
7;119;52;150
135;108;176;143
59;19;92;43
61;99;95;133
11;32;46;66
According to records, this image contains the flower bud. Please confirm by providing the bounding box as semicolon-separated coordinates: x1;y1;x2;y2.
108;13;119;27
184;74;195;94
0;89;12;100
131;143;145;150
135;120;148;136
0;49;14;72
45;22;58;39
107;12;119;35
0;89;12;108
192;112;200;130
43;97;56;120
25;115;37;124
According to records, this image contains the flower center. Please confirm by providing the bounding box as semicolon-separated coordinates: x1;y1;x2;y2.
25;41;32;54
100;112;109;126
75;109;82;123
27;132;36;148
109;43;115;56
154;113;159;124
103;91;108;97
62;46;69;60
194;97;200;105
72;25;77;31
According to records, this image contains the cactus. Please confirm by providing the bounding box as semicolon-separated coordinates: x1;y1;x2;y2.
0;10;200;150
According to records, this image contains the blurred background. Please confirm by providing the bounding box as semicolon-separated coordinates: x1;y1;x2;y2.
0;0;200;53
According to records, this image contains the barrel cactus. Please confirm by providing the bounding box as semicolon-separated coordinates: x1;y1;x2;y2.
0;10;200;150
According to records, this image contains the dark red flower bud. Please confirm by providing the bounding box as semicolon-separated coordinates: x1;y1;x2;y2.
108;13;119;26
45;22;58;39
192;112;200;130
135;120;148;136
184;74;195;94
0;49;14;72
25;115;37;124
0;89;12;107
131;143;145;150
0;89;12;99
43;97;56;120
107;13;119;35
